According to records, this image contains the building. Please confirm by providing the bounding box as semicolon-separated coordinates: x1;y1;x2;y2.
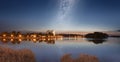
46;30;55;36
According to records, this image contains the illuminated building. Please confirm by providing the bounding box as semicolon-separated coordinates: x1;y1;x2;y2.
46;30;55;36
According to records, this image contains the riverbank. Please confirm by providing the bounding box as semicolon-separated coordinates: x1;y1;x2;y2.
0;46;36;62
61;54;99;62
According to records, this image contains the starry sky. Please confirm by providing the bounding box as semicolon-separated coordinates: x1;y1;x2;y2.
0;0;120;32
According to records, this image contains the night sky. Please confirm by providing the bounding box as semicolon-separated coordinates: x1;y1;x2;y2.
0;0;120;32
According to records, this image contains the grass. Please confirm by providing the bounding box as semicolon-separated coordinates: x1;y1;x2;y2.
0;46;36;62
61;54;99;62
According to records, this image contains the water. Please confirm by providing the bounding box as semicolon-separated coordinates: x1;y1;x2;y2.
0;37;120;62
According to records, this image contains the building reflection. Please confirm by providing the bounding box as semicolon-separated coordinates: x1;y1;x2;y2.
1;38;9;43
0;38;55;44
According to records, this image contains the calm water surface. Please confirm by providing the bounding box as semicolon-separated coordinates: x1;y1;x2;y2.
0;37;120;62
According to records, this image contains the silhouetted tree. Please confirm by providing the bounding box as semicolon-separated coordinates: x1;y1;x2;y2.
85;32;109;39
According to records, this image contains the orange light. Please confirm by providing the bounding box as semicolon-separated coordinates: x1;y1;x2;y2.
33;39;36;41
18;39;22;41
11;34;14;37
3;39;6;41
3;34;6;37
33;35;36;37
10;39;14;41
19;35;22;37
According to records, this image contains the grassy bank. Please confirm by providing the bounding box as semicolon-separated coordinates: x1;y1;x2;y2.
0;46;36;62
61;54;99;62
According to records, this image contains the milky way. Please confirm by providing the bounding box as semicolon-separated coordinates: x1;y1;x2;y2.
49;0;76;30
58;0;75;20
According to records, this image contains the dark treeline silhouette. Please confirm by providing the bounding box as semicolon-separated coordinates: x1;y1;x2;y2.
85;32;109;39
117;30;120;32
85;32;109;44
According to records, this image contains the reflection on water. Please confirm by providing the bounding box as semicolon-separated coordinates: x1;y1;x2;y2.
86;38;107;44
0;37;108;44
0;37;120;62
0;38;55;44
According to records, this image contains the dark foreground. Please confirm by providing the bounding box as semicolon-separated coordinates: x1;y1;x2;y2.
0;46;36;62
0;45;99;62
61;54;99;62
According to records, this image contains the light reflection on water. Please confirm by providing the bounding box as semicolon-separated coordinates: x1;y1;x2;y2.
0;37;120;62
